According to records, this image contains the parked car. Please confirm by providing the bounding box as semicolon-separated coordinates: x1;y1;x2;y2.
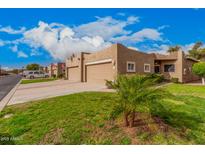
23;70;49;79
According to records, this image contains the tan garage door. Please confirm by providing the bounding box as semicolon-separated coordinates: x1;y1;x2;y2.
86;62;114;84
68;66;81;82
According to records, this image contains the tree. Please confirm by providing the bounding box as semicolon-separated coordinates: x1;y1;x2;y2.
26;63;40;70
167;45;181;53
109;74;168;127
193;42;203;50
188;42;205;60
192;62;205;85
198;48;205;61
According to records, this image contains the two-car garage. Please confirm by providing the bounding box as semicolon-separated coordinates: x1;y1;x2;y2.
85;60;114;84
67;59;115;84
67;66;81;82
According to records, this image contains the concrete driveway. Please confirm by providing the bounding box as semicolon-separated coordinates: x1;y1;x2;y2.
8;80;110;106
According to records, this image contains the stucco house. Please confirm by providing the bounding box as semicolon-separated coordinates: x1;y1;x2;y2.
65;44;199;84
48;62;66;78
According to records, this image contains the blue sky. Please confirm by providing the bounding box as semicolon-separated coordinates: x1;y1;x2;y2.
0;8;205;69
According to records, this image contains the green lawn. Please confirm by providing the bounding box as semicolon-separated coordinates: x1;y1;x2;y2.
0;84;205;144
166;83;205;98
21;78;57;84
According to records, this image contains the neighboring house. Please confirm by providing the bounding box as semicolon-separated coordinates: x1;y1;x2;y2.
43;66;48;73
39;66;48;73
65;44;199;84
48;63;65;77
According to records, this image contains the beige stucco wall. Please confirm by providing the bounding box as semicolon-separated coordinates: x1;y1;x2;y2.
65;44;199;84
160;51;199;83
117;44;155;75
182;58;200;83
66;54;81;68
67;66;81;81
83;44;118;82
65;53;81;80
159;51;184;82
86;62;114;84
159;60;180;81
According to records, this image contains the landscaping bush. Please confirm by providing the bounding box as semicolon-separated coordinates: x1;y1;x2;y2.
146;73;165;83
52;74;56;78
110;74;168;127
58;73;65;79
171;77;179;83
105;80;114;89
192;62;205;85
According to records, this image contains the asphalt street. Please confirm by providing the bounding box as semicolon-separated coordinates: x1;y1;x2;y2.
0;74;22;101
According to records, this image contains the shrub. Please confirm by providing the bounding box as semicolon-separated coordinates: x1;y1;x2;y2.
52;74;56;78
146;73;165;83
58;73;64;79
192;62;205;85
171;77;179;83
105;80;114;89
110;74;168;127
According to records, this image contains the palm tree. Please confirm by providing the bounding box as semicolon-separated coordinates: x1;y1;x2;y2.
109;74;168;127
167;45;181;53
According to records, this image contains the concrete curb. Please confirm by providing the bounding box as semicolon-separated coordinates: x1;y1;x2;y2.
0;79;21;112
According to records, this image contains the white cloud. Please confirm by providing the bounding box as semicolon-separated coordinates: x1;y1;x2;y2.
17;51;28;58
22;21;111;60
74;16;139;40
128;46;139;51
0;16;168;61
147;44;170;54
9;44;29;58
127;16;140;24
181;43;195;52
30;49;41;56
145;43;198;54
133;28;162;41
112;28;162;43
21;19;164;60
158;25;170;30
10;45;18;52
82;36;105;47
0;26;26;34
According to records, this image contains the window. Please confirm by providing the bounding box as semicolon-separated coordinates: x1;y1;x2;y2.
144;64;151;72
34;71;39;74
28;72;33;74
164;64;175;72
127;61;135;72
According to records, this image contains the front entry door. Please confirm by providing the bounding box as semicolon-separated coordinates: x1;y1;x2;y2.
154;66;160;73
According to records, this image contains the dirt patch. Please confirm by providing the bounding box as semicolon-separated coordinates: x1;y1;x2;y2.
122;127;138;144
119;113;177;144
39;128;64;145
152;116;169;133
85;121;128;144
